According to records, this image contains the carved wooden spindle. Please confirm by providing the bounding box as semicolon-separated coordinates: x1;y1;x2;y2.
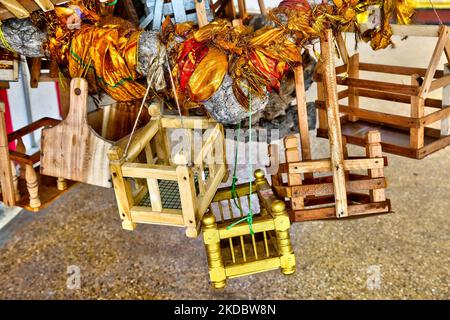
202;212;226;289
25;164;41;209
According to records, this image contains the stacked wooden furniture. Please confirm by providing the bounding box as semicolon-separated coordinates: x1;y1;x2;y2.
0;102;76;211
108;104;227;237
270;29;391;222
0;49;19;85
316;25;450;159
202;169;295;289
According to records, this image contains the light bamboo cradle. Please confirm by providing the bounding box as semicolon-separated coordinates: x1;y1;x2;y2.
108;106;227;238
270;29;391;221
316;24;450;159
202;169;295;289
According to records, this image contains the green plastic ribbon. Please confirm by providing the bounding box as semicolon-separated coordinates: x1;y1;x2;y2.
227;94;254;235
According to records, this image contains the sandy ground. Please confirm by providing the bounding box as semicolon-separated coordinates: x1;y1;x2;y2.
0;35;449;300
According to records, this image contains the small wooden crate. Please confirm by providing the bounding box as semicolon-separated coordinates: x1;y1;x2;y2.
316;25;450;159
202;169;296;289
108;106;227;237
270;132;391;222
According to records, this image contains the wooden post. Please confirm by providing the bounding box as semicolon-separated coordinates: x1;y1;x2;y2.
0;102;15;206
348;53;360;122
316;62;328;131
366;131;386;203
442;64;450;136
108;146;136;231
202;212;226;289
195;0;208;28
284;136;304;211
294;64;312;163
237;0;246;19
320;29;348;218
410;74;425;149
257;0;267;16
336;32;349;65
176;166;199;237
271;200;295;275
25;164;41;209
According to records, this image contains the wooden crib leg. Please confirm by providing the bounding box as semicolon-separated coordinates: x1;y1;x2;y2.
441;64;450;136
410;74;425;149
202;213;226;289
25;164;41;209
366;131;386;203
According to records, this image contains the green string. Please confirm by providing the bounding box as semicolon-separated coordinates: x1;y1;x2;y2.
227;93;254;235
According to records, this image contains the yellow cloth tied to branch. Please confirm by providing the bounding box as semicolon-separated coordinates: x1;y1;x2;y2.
68;24;146;101
187;47;228;102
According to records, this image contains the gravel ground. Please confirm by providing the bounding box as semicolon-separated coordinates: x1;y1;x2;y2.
0;35;449;300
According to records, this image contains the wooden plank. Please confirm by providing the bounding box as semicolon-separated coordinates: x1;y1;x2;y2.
336;76;419;96
194;0;208;27
445;38;450;64
41;78;113;188
354;89;442;108
294;64;312;163
0;102;15;206
419;26;449;98
176;166;198;237
320;29;348;218
0;0;30;19
33;0;54;11
359;62;444;78
172;0;187;23
411;74;425;149
288;158;384;174
0;0;66;21
291;177;386;197
316;101;419;128
336;32;349;64
122;163;178;180
7;117;59;143
316;62;328;131
225;257;280;278
422;105;450;126
417;134;450;159
348;53;359;122
257;0;267;15
292;201;390;222
442;64;450;136
130;207;185;226
284;135;304;211
429;74;450;92
161;116;213;129
152;0;164;30
365;131;385;202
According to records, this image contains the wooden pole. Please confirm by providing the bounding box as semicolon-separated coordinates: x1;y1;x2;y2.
320;29;348;218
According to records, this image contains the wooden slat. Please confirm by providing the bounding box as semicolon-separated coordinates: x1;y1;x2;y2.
442;64;450;136
176;166;198;237
348;53;359;122
359;62;444;78
122;163;178;180
320;29;348;218
0;0;66;21
194;0;208;27
316;101;419;128
290;177;386;197
429;74;450;92
288;158;384;174
292;201;390;222
152;0;164;30
284;136;304;211
419;26;449;98
172;0;187;23
356;89;442;108
411;74;425;149
294;64;312;163
33;0;54;11
336;76;419;96
0;0;30;19
366;131;386;202
130;207;185;226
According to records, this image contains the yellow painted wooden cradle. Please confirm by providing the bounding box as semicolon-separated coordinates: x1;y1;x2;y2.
202;169;296;289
